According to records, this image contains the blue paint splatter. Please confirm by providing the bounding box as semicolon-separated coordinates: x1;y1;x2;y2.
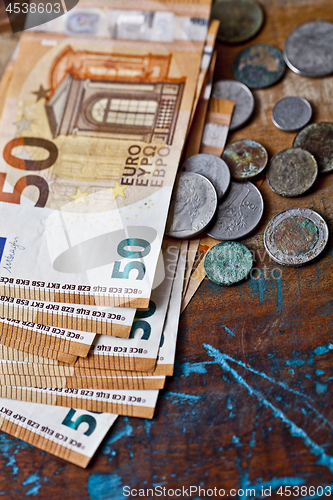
0;433;30;475
276;278;283;312
104;417;133;444
88;473;124;500
314;343;333;356
179;361;212;377
232;435;240;444
223;325;236;337
316;369;325;376
204;343;333;475
315;382;327;394
143;419;154;437
286;359;305;367
23;474;42;496
165;392;201;405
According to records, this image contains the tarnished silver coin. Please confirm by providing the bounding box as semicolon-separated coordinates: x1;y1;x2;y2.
266;147;318;197
165;172;218;239
204;241;253;286
272;96;312;131
284;21;333;77
264;208;329;266
210;0;264;44
293;122;333;174
206;180;264;240
181;153;230;201
233;44;286;89
212;80;255;131
222;139;268;180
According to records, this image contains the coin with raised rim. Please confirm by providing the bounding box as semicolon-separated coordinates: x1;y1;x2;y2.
272;96;312;131
222;139;268;180
165;172;218;239
206;180;264;241
204;241;253;286
181;153;230;201
210;0;264;44
233;44;285;89
266;147;318;197
212;80;255;131
293;122;333;174
264;208;329;266
284;21;333;77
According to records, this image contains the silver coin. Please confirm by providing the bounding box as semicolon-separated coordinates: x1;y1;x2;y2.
272;96;312;131
264;208;329;266
206;180;264;240
284;21;333;77
181;153;230;201
165;172;218;239
266;147;318;197
212;80;255;130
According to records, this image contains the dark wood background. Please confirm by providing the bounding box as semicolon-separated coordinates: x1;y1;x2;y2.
0;0;333;498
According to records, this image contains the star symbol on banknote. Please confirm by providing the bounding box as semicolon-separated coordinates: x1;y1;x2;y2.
14;114;33;133
32;84;50;101
69;188;89;206
108;181;127;200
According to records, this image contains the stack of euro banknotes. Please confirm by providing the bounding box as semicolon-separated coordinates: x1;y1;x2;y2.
0;0;233;467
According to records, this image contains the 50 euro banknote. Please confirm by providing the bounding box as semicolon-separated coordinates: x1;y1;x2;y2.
0;21;206;308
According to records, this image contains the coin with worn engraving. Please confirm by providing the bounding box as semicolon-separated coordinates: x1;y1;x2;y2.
207;180;264;240
266;147;318;197
165;172;217;239
210;0;264;44
181;154;230;201
212;80;255;130
204;241;253;286
284;21;333;77
293;122;333;174
233;44;285;89
272;96;312;131
264;208;329;266
222;140;268;180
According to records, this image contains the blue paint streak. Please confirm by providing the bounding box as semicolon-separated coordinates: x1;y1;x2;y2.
88;473;124;500
204;343;333;475
104;417;133;444
23;474;42;497
276;278;283;312
285;359;305;367
166;392;201;405
314;343;333;356
180;361;212;377
316;369;325;375
143;419;154;437
223;325;236;337
315;382;328;394
0;433;30;475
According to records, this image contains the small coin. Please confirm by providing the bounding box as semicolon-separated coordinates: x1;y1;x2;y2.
233;44;285;89
264;208;329;266
293;122;333;174
212;80;255;130
272;96;312;131
181;153;230;201
266;147;318;197
210;0;264;44
165;172;218;239
284;21;333;77
222;139;268;180
206;180;264;240
204;241;253;286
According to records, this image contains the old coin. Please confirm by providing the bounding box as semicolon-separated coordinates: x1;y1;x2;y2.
165;172;217;239
212;80;255;130
233;44;285;89
204;241;253;286
181;153;230;201
284;21;333;77
293;122;333;174
222;139;268;180
210;0;264;44
272;96;312;131
206;180;264;240
266;147;318;197
264;208;329;266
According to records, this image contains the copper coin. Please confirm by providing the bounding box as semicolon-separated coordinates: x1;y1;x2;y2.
293;122;333;174
222;140;268;180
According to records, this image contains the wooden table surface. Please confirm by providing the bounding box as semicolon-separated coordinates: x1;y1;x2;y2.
1;0;333;498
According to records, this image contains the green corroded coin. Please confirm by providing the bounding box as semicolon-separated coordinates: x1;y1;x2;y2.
204;241;253;286
222;139;268;180
211;0;264;44
293;122;333;174
233;44;285;89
